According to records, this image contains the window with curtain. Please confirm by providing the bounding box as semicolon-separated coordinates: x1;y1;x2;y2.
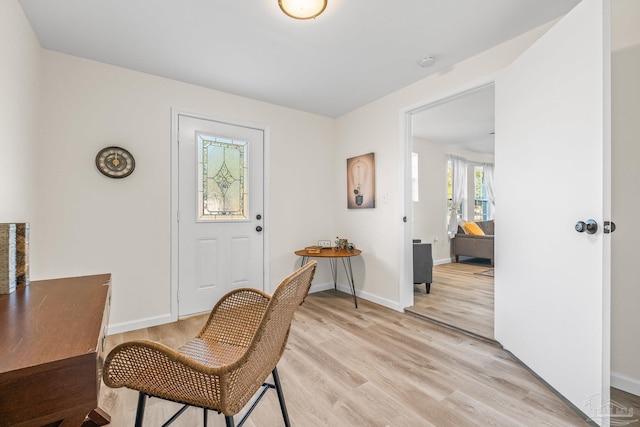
446;158;463;232
446;157;494;235
447;155;467;238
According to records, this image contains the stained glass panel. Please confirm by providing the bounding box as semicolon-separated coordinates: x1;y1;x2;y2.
197;134;248;220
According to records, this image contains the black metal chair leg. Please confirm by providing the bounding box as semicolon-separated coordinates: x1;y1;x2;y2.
272;368;291;427
135;393;147;427
225;415;235;427
203;409;208;427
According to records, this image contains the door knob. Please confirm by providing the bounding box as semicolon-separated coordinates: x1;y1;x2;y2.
576;219;597;234
585;219;597;234
256;226;263;232
604;221;616;234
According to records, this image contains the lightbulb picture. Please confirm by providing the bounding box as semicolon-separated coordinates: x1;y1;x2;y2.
347;153;375;209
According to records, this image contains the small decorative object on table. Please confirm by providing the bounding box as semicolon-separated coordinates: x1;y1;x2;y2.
305;246;322;254
334;236;356;252
318;240;332;248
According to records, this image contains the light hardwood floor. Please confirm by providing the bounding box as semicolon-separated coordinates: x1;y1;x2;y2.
100;290;593;426
406;261;495;341
404;261;640;425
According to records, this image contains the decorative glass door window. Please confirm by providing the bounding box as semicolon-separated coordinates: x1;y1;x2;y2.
197;133;248;221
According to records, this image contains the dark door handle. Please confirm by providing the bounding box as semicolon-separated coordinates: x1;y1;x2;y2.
256;226;263;232
604;221;616;234
576;219;597;234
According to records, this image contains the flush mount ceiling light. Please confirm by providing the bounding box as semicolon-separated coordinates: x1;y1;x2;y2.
278;0;327;20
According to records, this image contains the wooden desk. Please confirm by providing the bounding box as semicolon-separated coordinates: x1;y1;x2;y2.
295;248;362;308
0;274;111;427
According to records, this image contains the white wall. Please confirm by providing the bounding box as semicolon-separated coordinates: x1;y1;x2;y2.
412;138;449;263
611;43;640;396
412;138;494;264
34;51;337;332
335;23;552;308
0;1;40;223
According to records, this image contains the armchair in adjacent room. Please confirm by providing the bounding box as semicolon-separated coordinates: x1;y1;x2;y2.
413;240;433;293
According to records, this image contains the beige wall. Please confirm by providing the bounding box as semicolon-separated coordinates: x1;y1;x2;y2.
0;1;40;223
34;51;337;331
412;138;449;263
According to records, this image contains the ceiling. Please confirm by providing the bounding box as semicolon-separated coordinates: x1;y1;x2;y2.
18;0;581;119
413;85;496;154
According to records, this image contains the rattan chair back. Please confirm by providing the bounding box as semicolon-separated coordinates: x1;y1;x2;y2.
103;260;317;424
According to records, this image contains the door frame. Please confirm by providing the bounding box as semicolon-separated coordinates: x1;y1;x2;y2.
399;78;496;310
170;108;270;321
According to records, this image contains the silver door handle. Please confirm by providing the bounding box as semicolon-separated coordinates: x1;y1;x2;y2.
575;219;597;234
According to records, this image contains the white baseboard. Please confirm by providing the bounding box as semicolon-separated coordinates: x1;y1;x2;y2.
309;281;403;312
309;281;336;293
108;313;173;335
109;282;404;335
611;372;640;397
434;258;453;266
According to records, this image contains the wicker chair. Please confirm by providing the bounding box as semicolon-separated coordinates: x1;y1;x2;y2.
103;261;317;427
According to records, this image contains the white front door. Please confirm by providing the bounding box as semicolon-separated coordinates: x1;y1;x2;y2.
177;113;264;316
495;0;611;420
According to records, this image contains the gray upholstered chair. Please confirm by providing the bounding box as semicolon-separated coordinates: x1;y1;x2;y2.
413;240;433;293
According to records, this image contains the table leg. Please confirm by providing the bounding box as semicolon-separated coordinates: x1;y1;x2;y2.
341;257;358;308
300;256;309;267
329;258;338;290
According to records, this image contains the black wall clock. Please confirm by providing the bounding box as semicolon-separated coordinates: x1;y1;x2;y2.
95;146;135;179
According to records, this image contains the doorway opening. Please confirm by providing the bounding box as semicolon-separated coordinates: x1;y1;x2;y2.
401;82;496;341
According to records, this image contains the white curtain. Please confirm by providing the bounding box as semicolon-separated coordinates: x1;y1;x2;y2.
448;156;467;238
483;163;495;207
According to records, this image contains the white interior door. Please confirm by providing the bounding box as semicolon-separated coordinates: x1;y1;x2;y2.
495;0;611;422
178;114;264;316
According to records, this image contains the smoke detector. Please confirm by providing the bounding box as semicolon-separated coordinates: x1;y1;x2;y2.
418;56;436;68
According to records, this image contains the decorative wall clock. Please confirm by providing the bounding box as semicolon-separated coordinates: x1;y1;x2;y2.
95;146;135;179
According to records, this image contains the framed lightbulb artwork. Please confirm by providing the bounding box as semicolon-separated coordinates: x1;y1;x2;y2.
347;152;375;209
